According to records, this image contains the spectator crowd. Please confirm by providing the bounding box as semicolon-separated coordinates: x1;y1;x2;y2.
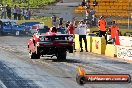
51;14;120;52
1;4;31;20
51;15;89;52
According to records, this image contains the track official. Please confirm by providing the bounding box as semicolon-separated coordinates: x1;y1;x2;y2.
77;20;88;52
109;21;120;44
98;16;107;38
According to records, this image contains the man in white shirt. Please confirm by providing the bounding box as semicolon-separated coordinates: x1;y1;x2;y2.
77;20;88;52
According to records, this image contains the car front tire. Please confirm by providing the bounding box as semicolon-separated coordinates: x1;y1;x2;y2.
15;31;20;36
30;52;40;59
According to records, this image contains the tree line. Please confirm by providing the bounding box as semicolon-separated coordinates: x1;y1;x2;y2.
1;0;56;7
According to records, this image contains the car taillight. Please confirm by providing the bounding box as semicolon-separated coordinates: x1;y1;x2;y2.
68;36;73;41
65;36;73;41
39;36;45;41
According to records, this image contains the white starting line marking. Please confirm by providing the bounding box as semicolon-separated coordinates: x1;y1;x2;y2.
0;80;7;88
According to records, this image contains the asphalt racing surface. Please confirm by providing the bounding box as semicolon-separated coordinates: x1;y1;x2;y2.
0;36;132;88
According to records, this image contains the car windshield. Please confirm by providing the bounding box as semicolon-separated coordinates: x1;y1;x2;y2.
3;22;10;26
3;22;17;26
37;28;49;34
57;28;66;34
11;22;17;25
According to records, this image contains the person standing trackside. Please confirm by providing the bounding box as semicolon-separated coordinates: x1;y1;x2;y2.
67;22;76;51
66;21;70;28
13;5;17;20
59;17;63;26
27;8;31;20
17;6;22;20
6;4;11;19
0;20;3;35
77;20;88;52
51;15;57;27
81;0;86;7
67;22;75;35
109;21;120;44
98;16;107;38
1;4;6;19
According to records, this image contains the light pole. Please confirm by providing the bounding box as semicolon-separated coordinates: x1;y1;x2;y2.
128;0;130;30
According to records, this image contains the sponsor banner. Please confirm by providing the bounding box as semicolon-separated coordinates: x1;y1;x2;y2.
117;46;132;60
119;36;132;47
76;67;131;85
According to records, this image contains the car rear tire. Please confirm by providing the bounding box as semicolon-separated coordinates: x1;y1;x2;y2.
30;52;40;59
35;54;40;59
0;31;2;36
57;51;67;60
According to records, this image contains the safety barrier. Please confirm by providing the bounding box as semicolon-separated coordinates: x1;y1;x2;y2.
117;45;132;60
105;44;117;57
74;34;132;61
119;36;132;47
89;28;132;36
91;37;106;54
74;34;92;52
75;35;106;54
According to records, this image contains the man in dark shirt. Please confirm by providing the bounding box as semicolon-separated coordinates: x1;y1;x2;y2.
81;0;86;6
59;17;63;26
6;4;11;19
0;20;3;35
51;15;57;27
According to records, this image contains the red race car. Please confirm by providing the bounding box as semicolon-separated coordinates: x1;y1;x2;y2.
28;27;74;60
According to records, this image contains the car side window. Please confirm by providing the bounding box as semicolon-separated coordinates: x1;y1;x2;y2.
4;22;10;26
3;23;7;26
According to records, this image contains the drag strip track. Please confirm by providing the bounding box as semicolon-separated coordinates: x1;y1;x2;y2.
0;45;84;88
0;61;39;88
0;36;132;88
